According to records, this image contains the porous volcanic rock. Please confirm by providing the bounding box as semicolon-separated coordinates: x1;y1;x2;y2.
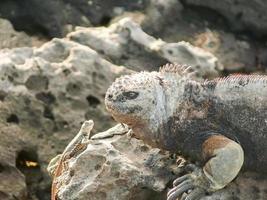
68;18;222;78
49;122;267;200
2;8;265;199
0;35;131;199
48;123;181;200
143;0;266;73
0;124;29;200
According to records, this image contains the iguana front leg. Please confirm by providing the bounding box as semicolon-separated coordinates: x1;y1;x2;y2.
167;135;244;200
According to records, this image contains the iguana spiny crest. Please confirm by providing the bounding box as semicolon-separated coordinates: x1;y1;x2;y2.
105;63;267;200
105;63;196;135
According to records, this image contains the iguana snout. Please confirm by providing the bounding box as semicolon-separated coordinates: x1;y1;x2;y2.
105;71;161;126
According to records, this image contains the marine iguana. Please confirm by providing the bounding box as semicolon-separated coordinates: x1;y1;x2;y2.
105;63;267;200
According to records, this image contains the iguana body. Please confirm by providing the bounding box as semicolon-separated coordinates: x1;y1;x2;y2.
105;64;267;200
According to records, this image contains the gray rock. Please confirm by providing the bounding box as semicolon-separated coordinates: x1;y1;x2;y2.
0;38;131;133
0;34;132;199
191;29;257;72
48;123;181;200
143;0;261;73
1;4;266;198
49;122;267;200
69;18;222;77
68;20;167;71
0;124;30;200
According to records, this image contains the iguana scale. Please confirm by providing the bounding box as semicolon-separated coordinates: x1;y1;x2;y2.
105;63;267;200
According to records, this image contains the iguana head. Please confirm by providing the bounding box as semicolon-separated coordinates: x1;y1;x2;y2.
105;71;162;127
105;64;193;129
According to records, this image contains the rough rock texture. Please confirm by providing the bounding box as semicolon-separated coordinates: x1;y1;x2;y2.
0;18;45;49
68;19;167;71
8;0;267;39
69;18;222;78
0;38;130;133
1;0;267;73
1;1;267;198
3;0;265;72
0;124;29;200
48;123;182;200
191;29;257;71
49;123;267;200
0;36;131;199
143;0;267;73
0;16;222;199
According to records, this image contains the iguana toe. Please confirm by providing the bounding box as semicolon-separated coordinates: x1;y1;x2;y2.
180;188;205;200
167;166;209;200
167;183;194;200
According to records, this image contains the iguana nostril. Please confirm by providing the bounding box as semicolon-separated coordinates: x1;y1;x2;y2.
108;94;113;99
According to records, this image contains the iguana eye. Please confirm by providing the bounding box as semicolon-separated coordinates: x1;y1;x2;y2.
122;91;139;100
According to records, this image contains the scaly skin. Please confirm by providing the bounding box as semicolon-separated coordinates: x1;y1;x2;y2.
105;63;267;200
51;120;94;200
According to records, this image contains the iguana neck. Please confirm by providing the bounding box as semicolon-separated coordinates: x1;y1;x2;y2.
158;80;211;151
133;79;211;150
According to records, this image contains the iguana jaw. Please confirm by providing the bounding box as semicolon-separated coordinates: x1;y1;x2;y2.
110;112;141;128
105;96;142;125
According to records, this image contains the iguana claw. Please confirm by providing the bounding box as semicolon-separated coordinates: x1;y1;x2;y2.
167;165;208;200
90;123;129;140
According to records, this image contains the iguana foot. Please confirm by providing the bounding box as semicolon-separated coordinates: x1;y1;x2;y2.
167;134;245;200
167;165;209;200
90;123;129;140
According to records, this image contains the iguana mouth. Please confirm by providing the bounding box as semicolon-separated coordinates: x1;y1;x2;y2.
105;100;113;110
